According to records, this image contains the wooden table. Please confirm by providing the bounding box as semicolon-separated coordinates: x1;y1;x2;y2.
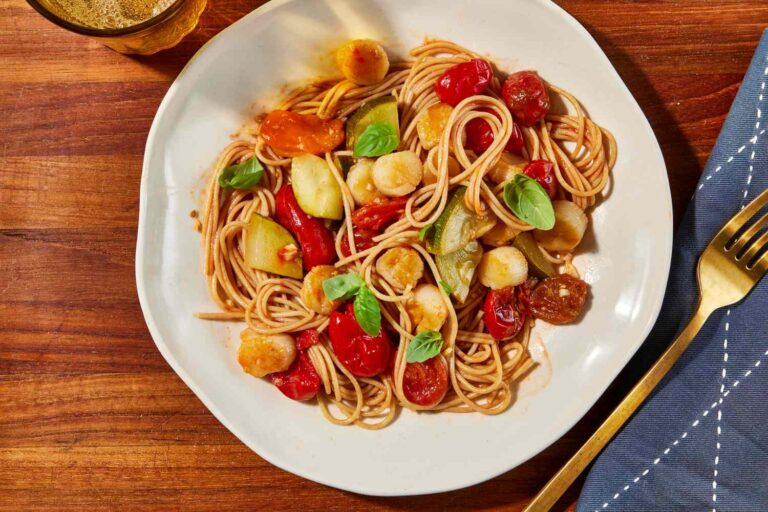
2;1;766;510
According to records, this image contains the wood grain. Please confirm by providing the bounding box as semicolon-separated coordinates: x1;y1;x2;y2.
2;1;767;510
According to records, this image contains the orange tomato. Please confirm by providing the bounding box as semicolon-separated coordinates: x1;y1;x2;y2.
260;110;344;157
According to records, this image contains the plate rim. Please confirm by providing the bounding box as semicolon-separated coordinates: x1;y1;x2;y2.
135;0;673;496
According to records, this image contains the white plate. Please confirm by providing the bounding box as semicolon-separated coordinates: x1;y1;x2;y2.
136;0;672;496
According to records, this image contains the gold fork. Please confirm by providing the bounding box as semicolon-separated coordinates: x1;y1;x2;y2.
524;188;768;512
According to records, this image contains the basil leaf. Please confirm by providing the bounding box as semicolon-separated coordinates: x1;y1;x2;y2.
323;273;365;301
353;286;381;336
218;156;264;190
418;223;434;241
353;122;398;157
503;174;555;230
406;330;444;363
439;280;452;296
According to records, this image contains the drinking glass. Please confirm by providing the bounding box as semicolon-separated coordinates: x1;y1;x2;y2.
27;0;207;55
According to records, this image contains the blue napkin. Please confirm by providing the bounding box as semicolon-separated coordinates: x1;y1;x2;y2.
577;30;768;512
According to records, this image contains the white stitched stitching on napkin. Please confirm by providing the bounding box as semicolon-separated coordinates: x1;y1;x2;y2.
593;345;768;512
697;130;762;191
698;57;768;194
712;311;730;511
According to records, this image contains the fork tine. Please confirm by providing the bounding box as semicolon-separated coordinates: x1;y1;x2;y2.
730;211;768;254
752;245;768;275
712;188;768;248
740;229;768;267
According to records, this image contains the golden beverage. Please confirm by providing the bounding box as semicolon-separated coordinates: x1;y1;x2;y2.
30;0;207;54
39;0;176;29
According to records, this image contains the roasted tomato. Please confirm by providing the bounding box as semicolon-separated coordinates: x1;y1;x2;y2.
350;196;408;231
328;303;391;377
261;110;344;157
501;71;550;126
295;329;323;350
275;185;336;271
435;59;494;106
397;354;449;407
464;108;524;156
529;274;588;324
483;286;526;340
270;351;321;401
523;160;558;199
340;228;379;258
516;277;538;315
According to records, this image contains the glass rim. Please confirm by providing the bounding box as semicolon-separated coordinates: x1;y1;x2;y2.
26;0;187;37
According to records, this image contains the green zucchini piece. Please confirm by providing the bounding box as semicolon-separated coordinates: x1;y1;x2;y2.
427;186;496;255
346;95;399;152
291;154;343;220
244;214;303;279
435;240;483;303
512;231;556;278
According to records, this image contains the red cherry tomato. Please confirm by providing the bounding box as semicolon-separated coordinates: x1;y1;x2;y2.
328;303;391;377
261;110;344;157
275;185;336;271
340;228;378;258
435;59;493;107
523;160;558;199
464;108;524;155
270;351;321;401
397;354;449;407
350;196;408;231
296;329;323;350
483;286;526;340
529;275;588;325
501;71;550;126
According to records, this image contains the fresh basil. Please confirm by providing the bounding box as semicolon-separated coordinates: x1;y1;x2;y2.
503;174;555;230
418;223;434;241
406;330;444;363
353;285;381;336
439;280;453;296
323;273;382;336
218;156;264;190
322;273;366;301
353;122;398;157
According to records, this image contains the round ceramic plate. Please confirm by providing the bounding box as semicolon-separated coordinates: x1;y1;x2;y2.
137;0;672;496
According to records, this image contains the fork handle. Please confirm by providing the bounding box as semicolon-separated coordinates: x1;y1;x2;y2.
523;302;714;512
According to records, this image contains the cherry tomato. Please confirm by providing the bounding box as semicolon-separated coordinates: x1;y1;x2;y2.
270;351;321;401
501;71;550;126
350;196;408;231
275;186;336;271
261;110;344;157
529;274;588;324
483;286;526;340
328;303;391;377
395;353;449;407
523;160;558;199
464;108;525;155
340;228;378;258
435;59;493;107
296;329;323;350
